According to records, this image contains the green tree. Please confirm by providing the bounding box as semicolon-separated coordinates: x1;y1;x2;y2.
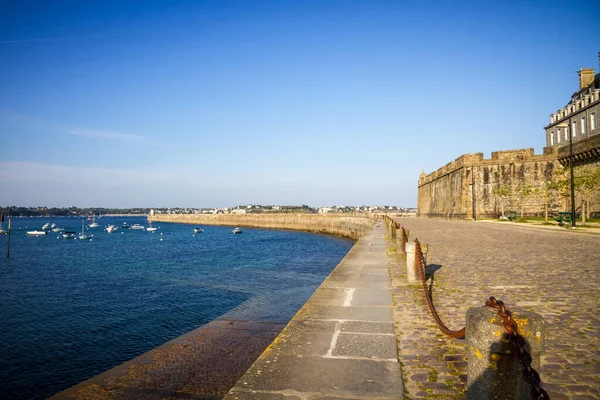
515;184;534;218
538;178;561;222
573;165;600;225
492;186;510;218
554;165;600;225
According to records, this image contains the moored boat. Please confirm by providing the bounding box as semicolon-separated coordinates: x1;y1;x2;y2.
194;227;203;234
146;220;157;232
106;225;119;233
130;224;145;230
78;220;93;240
89;215;100;228
233;227;243;234
26;230;47;236
62;231;77;239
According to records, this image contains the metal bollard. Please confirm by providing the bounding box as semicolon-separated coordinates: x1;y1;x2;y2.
405;242;419;283
466;307;545;399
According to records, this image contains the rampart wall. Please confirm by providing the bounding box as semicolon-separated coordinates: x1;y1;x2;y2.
149;213;374;240
418;148;562;219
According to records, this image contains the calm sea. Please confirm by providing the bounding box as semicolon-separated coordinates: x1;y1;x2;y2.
0;216;353;400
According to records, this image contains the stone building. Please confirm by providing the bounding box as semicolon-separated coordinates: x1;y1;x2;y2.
418;68;600;219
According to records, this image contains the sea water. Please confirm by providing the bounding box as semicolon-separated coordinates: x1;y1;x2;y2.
0;216;353;400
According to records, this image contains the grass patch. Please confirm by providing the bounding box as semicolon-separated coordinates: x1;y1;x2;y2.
428;370;439;382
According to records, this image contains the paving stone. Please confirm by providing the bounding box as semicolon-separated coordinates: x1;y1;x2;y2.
387;217;599;400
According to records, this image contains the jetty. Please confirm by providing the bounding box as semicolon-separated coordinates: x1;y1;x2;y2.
49;215;600;399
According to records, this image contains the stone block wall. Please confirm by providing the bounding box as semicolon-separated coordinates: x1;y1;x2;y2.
149;213;374;240
418;148;563;219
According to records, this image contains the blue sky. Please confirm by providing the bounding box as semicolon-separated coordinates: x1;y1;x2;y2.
1;0;598;208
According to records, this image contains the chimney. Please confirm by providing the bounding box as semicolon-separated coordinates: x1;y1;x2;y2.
579;68;595;90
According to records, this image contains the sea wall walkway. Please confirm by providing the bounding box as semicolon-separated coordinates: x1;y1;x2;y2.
48;217;387;400
224;222;404;399
389;218;600;399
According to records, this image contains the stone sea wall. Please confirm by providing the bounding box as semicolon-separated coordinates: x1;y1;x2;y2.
149;213;374;240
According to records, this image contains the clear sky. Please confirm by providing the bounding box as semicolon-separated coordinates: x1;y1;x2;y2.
1;0;598;208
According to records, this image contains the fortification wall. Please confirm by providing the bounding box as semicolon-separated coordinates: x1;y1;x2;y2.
149;214;374;240
418;148;562;219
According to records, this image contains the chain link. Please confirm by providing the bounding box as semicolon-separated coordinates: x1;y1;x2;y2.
414;238;466;339
485;296;550;400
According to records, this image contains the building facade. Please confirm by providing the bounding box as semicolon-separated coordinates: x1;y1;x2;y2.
545;69;600;150
418;68;600;219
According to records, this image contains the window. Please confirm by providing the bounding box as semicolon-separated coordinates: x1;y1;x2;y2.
550;132;554;146
592;113;597;130
572;121;577;137
556;128;561;144
581;117;586;134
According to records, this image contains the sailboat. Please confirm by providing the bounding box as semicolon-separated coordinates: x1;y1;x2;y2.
89;215;100;228
78;220;93;240
146;219;158;232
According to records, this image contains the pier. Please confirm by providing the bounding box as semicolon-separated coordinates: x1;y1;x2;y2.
49;216;600;399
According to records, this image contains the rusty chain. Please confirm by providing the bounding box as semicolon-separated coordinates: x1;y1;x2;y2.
411;235;549;397
414;238;466;339
486;296;550;400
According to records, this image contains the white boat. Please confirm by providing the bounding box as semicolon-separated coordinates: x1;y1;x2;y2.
194;227;203;234
106;225;119;233
233;227;243;234
42;223;51;230
146;220;157;232
130;224;145;230
89;215;100;228
78;220;92;240
52;227;64;233
62;231;77;239
26;230;47;236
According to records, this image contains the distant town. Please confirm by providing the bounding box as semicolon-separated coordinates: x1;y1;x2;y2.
0;204;416;217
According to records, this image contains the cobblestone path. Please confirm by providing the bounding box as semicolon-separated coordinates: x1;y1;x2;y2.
387;218;599;399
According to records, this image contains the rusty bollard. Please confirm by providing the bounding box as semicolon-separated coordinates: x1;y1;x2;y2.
399;227;407;254
466;307;545;399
